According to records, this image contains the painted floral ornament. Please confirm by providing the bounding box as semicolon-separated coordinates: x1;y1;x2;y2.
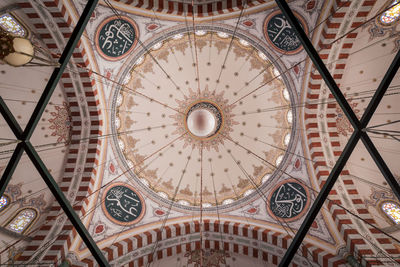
170;86;238;151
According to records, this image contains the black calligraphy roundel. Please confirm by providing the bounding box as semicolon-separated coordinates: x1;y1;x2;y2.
269;180;309;221
264;11;307;54
95;16;139;61
103;183;145;225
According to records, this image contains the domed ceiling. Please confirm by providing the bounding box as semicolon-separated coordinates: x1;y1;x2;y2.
111;25;296;210
3;0;400;266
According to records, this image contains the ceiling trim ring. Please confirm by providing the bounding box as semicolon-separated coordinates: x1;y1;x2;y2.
109;22;299;213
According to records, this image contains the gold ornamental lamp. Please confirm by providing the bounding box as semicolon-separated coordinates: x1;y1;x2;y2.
0;29;34;66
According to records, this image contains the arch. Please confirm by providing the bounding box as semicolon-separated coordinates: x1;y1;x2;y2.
5;208;38;234
0;13;27;37
113;0;268;18
381;201;400;224
379;0;400;25
13;0;104;263
0;194;10;213
302;0;400;265
76;219;343;267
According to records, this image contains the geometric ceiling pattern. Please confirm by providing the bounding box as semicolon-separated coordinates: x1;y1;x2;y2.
0;0;400;266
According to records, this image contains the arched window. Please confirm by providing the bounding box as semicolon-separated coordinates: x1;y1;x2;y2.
0;195;10;212
6;208;37;234
380;0;400;25
381;201;400;224
0;13;26;37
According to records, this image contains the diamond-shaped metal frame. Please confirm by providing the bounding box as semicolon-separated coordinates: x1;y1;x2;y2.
0;1;109;266
274;0;400;265
0;0;399;266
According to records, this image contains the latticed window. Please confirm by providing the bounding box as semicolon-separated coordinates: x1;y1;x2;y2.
381;202;400;224
0;13;26;36
6;208;37;233
0;195;10;212
380;0;400;25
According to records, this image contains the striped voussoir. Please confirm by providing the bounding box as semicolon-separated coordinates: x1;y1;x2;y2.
304;0;399;265
77;220;344;267
15;0;103;264
113;0;266;17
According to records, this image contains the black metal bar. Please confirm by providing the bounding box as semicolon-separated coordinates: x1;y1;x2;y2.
274;1;400;266
21;0;99;140
274;0;360;129
23;142;109;267
359;49;400;202
360;49;400;127
361;132;400;201
278;130;361;266
0;142;24;198
0;97;23;139
0;1;109;265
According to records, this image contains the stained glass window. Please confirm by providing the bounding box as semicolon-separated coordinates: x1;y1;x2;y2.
0;13;26;37
381;202;400;224
0;195;9;212
380;0;400;24
7;208;37;233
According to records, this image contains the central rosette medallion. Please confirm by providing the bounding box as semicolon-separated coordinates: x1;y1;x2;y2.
171;88;236;151
186;102;220;137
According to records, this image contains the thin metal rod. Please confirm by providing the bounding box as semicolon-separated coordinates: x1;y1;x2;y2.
368;130;400;142
200;143;204;267
367;129;400;135
0;142;24;198
0;97;23;138
366;119;400;129
360;50;400;127
361;132;400;201
191;0;201;93
358;49;400;201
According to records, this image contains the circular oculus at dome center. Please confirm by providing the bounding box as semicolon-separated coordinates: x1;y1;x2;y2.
185;101;222;138
112;27;296;210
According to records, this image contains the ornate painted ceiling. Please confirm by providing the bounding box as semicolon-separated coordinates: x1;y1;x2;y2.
0;0;400;266
112;28;295;208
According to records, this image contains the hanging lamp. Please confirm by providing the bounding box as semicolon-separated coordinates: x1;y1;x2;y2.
0;29;34;66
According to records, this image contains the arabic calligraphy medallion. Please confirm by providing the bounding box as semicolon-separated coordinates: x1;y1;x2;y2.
268;180;309;222
264;11;307;55
95;16;139;61
102;183;145;225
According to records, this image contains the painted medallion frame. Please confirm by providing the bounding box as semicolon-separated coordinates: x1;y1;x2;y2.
263;10;308;55
95;15;139;61
267;178;310;222
102;182;145;226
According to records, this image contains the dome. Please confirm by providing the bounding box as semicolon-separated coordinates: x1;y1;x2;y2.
111;26;295;210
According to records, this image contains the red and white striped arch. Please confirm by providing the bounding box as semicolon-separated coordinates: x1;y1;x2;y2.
112;0;268;17
78;219;344;267
303;0;400;265
15;0;104;264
